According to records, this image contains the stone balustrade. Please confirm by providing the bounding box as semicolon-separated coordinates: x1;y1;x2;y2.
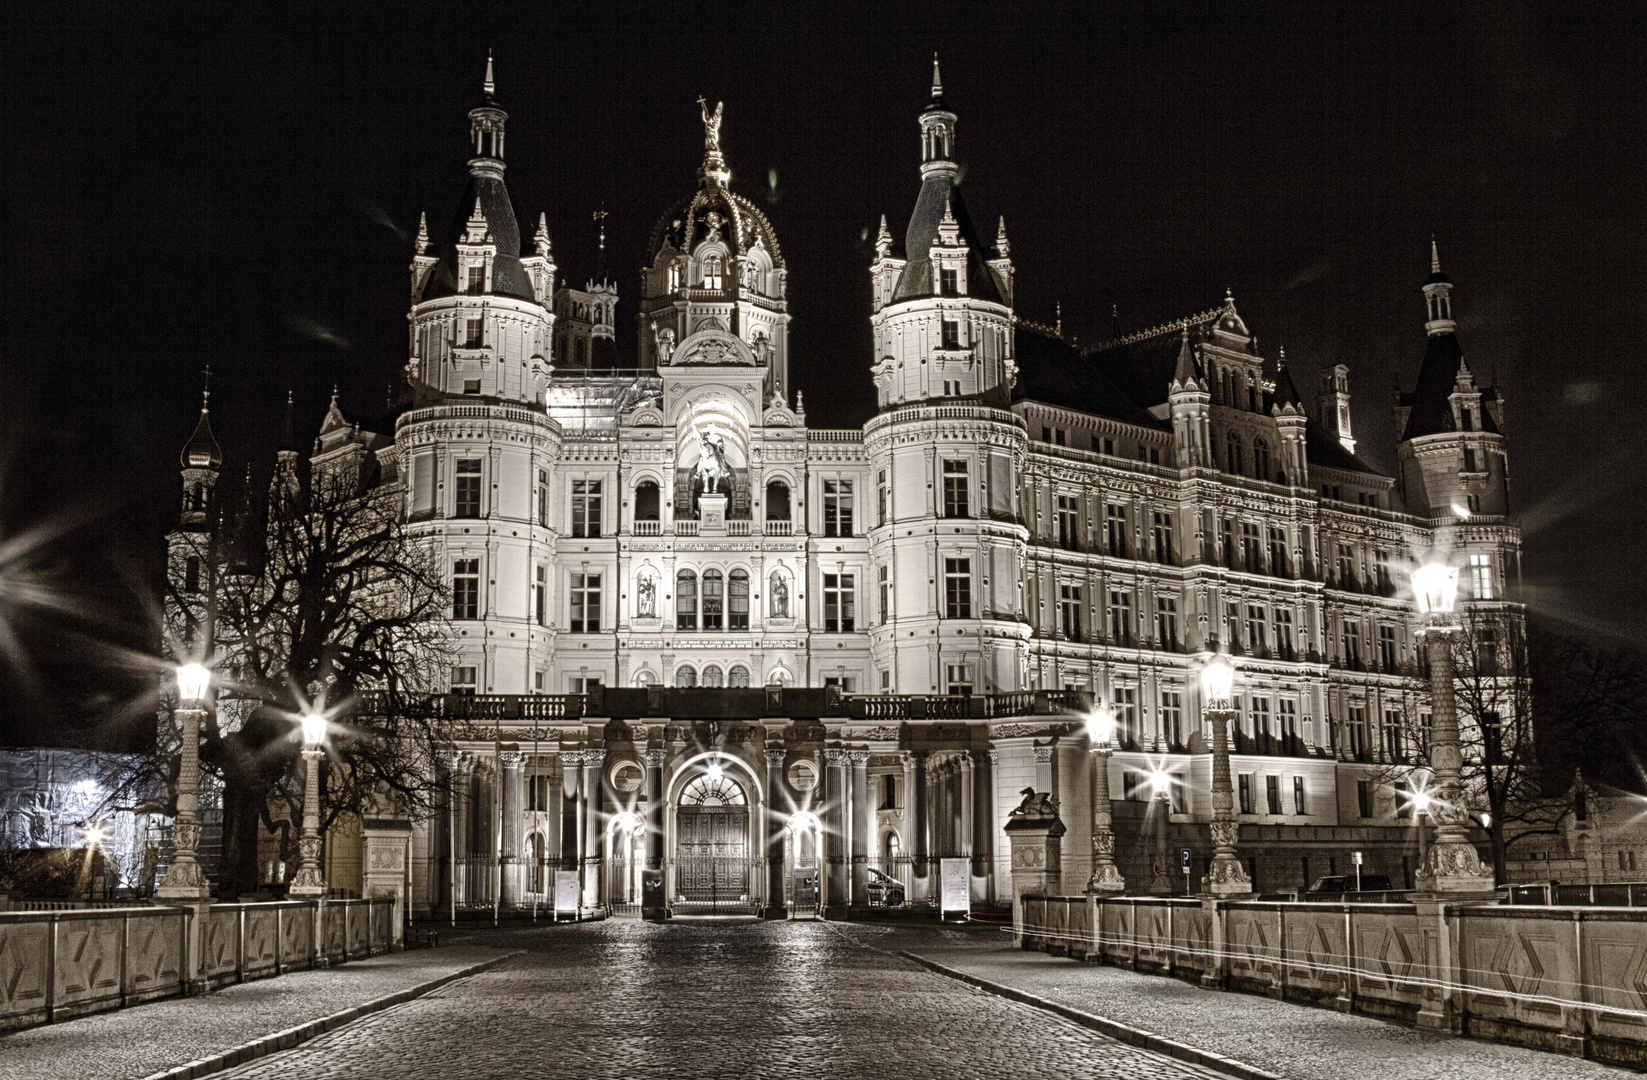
1016;893;1647;1068
0;897;394;1032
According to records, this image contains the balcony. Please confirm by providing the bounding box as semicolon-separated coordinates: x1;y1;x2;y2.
633;520;662;536
675;520;700;536
727;520;751;536
764;519;794;536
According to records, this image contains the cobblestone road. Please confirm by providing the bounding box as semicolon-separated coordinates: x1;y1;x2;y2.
217;919;1230;1080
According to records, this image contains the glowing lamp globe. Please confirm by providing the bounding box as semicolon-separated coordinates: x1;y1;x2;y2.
1086;707;1116;747
300;712;327;747
1411;563;1459;616
176;663;211;704
1200;655;1235;706
1411;790;1432;814
706;758;724;783
1149;769;1171;797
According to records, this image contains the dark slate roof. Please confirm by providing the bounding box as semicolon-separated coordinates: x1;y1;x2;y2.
1082;311;1220;409
1013;326;1166;430
890;180;1004;304
1398;331;1500;440
1272;359;1304;410
422;171;536;302
1306;423;1383;476
181;408;222;468
645;185;784;268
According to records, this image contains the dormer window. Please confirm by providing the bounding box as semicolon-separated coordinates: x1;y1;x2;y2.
466;265;484;295
668;264;680;292
703;256;723;291
1460;406;1474;431
940;267;958;296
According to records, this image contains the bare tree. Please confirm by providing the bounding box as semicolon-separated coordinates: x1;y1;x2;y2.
152;453;454;897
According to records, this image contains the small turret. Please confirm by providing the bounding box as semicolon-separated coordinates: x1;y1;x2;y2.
179;370;221;530
1270;348;1309;487
1168;327;1212;469
1318;363;1356;455
1424;236;1456;336
918;53;958;182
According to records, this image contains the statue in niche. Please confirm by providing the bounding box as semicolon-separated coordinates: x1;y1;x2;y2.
769;572;789;618
636;573;657;618
654;325;676;365
694;421;730;495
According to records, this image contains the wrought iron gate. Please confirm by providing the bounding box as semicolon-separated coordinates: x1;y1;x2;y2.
674;806;753;914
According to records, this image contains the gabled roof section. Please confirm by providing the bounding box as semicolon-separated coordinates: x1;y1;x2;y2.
890;180;1003;304
1013;324;1165;430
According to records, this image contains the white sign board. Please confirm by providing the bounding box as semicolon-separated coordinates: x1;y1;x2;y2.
940;857;970;916
554;870;580;915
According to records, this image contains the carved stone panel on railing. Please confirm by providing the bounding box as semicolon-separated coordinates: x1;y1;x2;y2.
347;903;370;959
50;916;123;1016
204;908;240;982
243;907;279;977
0;919;50;1028
124;911;184;1004
1283;906;1351;1001
281;905;313;972
1458;909;1586;1051
324;903;347;963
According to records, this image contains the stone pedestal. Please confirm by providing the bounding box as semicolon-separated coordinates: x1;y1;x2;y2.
363;819;413;948
1004;791;1065;945
699;492;728;533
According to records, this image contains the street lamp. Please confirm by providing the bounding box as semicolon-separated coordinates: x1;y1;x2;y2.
1084;706;1126;895
1149;769;1174;896
156;662;211;900
288;712;328;899
1200;655;1251;897
1410;561;1494;895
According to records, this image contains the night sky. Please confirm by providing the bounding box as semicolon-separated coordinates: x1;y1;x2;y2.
3;1;1645;737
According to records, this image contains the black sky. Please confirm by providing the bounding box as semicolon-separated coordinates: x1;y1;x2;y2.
4;1;1647;736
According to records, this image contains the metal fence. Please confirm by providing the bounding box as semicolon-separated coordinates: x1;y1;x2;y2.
673;856;758;915
1507;882;1647;907
867;856;916;908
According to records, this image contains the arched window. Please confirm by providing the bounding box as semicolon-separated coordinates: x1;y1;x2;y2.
676;665;698;688
729;569;749;630
703;255;723;291
728;665;750;688
1253;438;1270;482
765;480;790;521
702;665;724;688
767;667;791;687
1226;432;1243;476
190;484;204;512
676;569;698;630
883;831;902;859
635;480;660;521
633;671;655;687
702;569;724;630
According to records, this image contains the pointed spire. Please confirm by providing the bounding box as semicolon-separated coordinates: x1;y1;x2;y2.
1055;302;1063;337
415;211;430;255
535;211;552;258
995;215;1009;257
464;196;489;244
931;52;944;101
482;50;496;102
875;213;893;258
1430;234;1441;274
1111;303;1120;341
941;195;955;225
280;388;295;454
1171;325;1200;390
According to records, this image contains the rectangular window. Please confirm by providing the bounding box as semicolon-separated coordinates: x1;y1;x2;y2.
452;558;479;620
877;469;888;526
1275;609;1295;658
1378;625;1398;671
1155;596;1179;650
454;458;482;518
184;555;201;593
1151;511;1174;563
569;573;601;633
463;378;482;395
1384;709;1403;761
1266;774;1282;815
1278;698;1298;739
1252;697;1272;738
1463;447;1478;473
1337;544;1356;589
1342;620;1362;667
1057;495;1079;550
466;265;484;295
944;558;972;619
823;479;854;537
572;480;602;538
1058;584;1082;642
1222;518;1236;569
450;666;477;696
1107;589;1133;645
941;319;960;349
1242;521;1262;573
1105;503;1128;557
823;573;856;633
1348;705;1368;758
942;460;970;518
1357;779;1373;819
1469;553;1495;599
1115;686;1138;744
536;469;549;528
1099;437;1115;456
1293;776;1306;815
822;675;858;694
1246;604;1268;655
1161;691;1183;746
1268;527;1289;576
729;570;750;630
568;676;602;695
702;571;724;630
675;573;697;630
945;663;974;696
1374;549;1391;593
533;565;547;627
1238;774;1253;815
465;318;482;347
878;565;890;626
940;267;958;296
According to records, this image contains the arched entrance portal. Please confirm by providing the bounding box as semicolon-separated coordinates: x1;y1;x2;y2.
674;768;751;912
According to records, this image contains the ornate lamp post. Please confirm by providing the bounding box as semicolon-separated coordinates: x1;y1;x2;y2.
1149;769;1174;895
157;663;211;900
1085;706;1126;894
1200;655;1252;897
288;711;328;898
1411;563;1494;895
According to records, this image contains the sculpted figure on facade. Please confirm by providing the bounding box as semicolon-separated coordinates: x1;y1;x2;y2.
769;571;789;618
636;571;657;619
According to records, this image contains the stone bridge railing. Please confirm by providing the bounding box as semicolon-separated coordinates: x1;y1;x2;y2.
1017;894;1647;1069
0;897;394;1032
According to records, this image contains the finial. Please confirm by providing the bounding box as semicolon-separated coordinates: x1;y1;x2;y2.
1225;287;1235;307
483;50;495;101
1277;345;1287;367
941;194;955;224
201;366;212;411
931;52;943;99
1055;301;1062;336
996;215;1009;256
330;383;339;408
415;210;430;255
593;205;608;252
1430;234;1441;274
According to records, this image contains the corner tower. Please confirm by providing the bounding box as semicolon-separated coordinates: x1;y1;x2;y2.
864;59;1029;695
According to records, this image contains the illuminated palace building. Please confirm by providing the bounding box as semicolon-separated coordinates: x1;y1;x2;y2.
170;60;1521;915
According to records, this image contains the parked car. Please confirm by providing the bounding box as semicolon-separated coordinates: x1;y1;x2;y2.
1304;874;1392;899
865;867;906;907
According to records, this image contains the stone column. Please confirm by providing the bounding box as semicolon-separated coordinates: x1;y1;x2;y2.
764;748;788;919
157;699;210;901
904;751;930;902
971;750;994;899
544;753;564;868
1416;627;1495;894
1086;744;1126;894
450;753;473;911
849;749;871;908
582;749;605;907
824;748;849;917
499;750;524;908
1202;708;1252;898
288;745;327;899
643;747;666;922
